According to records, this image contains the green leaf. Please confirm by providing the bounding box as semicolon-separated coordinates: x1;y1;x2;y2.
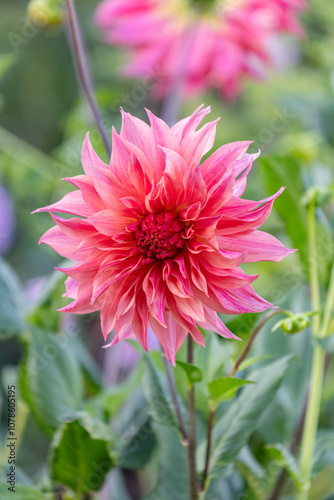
260;156;308;268
266;443;302;488
144;424;189;500
88;361;143;419
210;356;292;477
0;54;17;81
317;334;334;354
312;430;334;477
18;329;84;435
0;482;53;500
238;355;273;371
142;354;177;428
49;412;115;494
0;258;26;336
118;416;156;470
176;361;203;385
115;390;157;470
208;377;254;404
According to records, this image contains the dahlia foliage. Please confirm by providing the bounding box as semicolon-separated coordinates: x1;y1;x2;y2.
36;106;293;364
95;0;306;98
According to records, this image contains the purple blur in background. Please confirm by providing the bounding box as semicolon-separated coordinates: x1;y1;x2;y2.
0;184;15;255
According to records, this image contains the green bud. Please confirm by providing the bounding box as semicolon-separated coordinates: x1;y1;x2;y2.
272;312;317;335
301;186;334;209
27;0;64;28
275;132;321;166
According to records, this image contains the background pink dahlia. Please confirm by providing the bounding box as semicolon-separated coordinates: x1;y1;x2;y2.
36;106;293;364
95;0;306;98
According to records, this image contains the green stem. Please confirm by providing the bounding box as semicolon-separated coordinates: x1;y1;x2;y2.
297;344;325;500
308;199;321;335
297;199;329;500
320;257;334;337
228;309;290;377
187;336;199;500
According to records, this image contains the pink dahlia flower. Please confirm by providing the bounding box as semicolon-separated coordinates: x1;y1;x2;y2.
95;0;306;99
35;106;294;364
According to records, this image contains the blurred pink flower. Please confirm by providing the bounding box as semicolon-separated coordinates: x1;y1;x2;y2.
95;0;306;99
35;106;294;364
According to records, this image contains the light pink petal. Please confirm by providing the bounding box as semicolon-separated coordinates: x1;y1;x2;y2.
88;209;136;236
63;175;107;212
33;190;94;217
132;291;149;351
179;119;219;166
217;230;296;262
197;307;239;340
146;108;179;151
200;141;252;189
39;226;82;260
81;133;108;176
171;104;211;141
233;151;260;197
150;312;188;366
51;214;95;240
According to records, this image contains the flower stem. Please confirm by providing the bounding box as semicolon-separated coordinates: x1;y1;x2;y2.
200;405;215;493
297;199;334;500
199;309;289;496
162;354;188;443
228;309;290;377
64;0;112;157
187;336;199;500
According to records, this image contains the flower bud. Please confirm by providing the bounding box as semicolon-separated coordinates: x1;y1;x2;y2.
301;186;334;209
27;0;64;28
272;312;317;335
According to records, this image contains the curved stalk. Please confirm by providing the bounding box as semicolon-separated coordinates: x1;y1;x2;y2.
201;309;289;494
65;0;111;157
297;199;334;500
187;336;199;500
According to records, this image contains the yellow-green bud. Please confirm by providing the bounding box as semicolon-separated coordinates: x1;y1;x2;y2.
27;0;64;28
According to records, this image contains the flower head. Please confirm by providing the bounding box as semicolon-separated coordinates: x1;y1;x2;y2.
36;106;294;364
95;0;306;99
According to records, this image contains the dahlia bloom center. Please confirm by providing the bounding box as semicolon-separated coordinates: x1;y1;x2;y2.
134;211;188;260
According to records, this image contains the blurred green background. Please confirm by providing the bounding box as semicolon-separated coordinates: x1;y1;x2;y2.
0;0;334;499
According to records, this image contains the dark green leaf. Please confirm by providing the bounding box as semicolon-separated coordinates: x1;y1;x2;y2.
49;412;115;494
142;354;176;427
18;329;84;435
115;389;157;470
118;416;156;470
210;356;292;476
266;443;301;488
144;424;189;500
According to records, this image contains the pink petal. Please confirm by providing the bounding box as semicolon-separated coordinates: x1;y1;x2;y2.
33;190;94;217
39;226;82;260
200;141;252;189
217;230;296;263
